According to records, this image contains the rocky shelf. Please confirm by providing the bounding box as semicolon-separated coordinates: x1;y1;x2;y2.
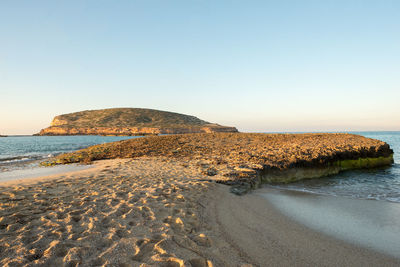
43;133;394;194
37;108;238;136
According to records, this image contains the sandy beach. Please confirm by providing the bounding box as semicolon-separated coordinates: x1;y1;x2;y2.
1;157;399;266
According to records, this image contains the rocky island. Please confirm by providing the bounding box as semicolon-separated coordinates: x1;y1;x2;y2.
45;132;393;194
37;108;238;136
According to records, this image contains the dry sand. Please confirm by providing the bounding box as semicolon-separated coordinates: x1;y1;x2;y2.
0;158;399;266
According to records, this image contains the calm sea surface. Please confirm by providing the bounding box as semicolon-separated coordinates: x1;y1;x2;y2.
0;135;141;172
269;131;400;203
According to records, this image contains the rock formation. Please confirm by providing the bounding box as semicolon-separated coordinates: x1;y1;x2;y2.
37;108;238;136
43;132;394;193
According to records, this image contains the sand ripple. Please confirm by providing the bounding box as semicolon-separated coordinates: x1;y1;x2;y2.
1;157;397;266
0;158;219;267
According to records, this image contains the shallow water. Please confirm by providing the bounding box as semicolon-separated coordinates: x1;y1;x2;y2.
260;188;400;259
0;164;92;183
269;131;400;203
0;135;141;171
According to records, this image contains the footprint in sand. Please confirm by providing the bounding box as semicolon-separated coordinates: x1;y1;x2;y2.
132;238;155;261
190;233;212;247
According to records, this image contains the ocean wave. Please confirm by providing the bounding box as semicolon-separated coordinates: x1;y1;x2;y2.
0;155;49;165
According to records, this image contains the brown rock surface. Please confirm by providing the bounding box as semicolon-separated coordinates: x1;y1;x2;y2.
37;108;238;136
45;133;394;190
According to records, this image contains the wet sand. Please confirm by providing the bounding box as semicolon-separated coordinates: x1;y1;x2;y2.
0;164;92;185
259;187;400;258
213;186;400;266
1;158;399;266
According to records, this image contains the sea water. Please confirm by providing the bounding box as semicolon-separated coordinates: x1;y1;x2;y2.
260;188;400;258
0;135;141;172
269;131;400;203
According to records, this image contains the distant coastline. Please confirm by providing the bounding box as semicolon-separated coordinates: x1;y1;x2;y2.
0;135;33;137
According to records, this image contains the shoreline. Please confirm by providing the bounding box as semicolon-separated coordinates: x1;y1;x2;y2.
257;187;400;259
0;164;93;186
1;158;399;266
211;184;400;266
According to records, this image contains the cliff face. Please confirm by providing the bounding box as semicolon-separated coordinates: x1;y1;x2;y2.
38;125;238;136
37;108;238;136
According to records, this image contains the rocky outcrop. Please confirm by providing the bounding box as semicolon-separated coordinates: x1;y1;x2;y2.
43;133;394;194
258;156;394;183
37;108;238;136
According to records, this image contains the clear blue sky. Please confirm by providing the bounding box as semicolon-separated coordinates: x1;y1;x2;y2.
1;0;399;134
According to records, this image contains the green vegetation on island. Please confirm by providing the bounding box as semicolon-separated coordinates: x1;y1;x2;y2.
37;108;238;136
